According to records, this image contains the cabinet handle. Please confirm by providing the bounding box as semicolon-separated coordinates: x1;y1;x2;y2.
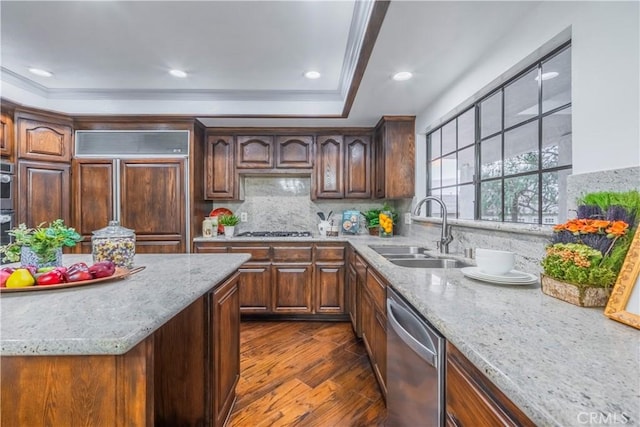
278;268;306;273
240;268;266;273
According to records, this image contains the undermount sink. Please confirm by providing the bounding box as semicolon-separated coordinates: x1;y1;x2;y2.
388;258;470;269
369;245;432;256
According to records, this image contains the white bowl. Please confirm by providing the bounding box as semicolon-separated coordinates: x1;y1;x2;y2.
475;248;515;276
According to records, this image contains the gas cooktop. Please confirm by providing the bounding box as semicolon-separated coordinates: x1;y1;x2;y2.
236;231;313;238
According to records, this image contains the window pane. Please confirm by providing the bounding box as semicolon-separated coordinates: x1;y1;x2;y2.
504;68;538;128
504;174;538;223
480;91;501;138
430;159;441;188
458;146;475;184
480;135;501;179
542;107;572;168
480;180;502;221
442;154;457;187
442;187;457;218
428;189;442;217
458;108;475;148
458;184;475;220
542;47;571;113
442;120;456;155
429;129;441;160
504;121;538;176
542;169;571;224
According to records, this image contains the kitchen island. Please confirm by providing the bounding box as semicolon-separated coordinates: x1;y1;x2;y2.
1;253;250;426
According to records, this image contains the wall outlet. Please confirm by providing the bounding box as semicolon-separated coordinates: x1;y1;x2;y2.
404;212;412;225
240;212;248;222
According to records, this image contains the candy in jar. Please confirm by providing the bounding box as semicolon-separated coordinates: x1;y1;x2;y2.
92;221;136;269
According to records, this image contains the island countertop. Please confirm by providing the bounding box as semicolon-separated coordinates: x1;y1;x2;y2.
0;253;250;356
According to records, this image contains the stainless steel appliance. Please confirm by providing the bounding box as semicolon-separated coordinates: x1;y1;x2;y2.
236;231;312;237
0;161;15;245
387;287;445;427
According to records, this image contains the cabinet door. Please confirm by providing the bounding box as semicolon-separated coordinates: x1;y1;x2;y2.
238;264;272;313
375;117;415;199
315;135;343;198
360;285;376;361
373;310;387;398
347;264;359;335
314;264;345;314
205;135;235;199
120;159;185;252
446;343;535;427
72;159;114;239
211;273;241;427
17;116;72;162
18;160;70;227
236;136;274;168
0;110;14;159
374;124;385;198
272;265;312;313
275;136;313;168
344;135;372;198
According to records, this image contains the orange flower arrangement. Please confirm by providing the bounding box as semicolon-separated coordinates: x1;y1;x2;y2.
553;219;629;238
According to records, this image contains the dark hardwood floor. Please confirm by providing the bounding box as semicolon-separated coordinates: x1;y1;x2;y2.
228;321;387;427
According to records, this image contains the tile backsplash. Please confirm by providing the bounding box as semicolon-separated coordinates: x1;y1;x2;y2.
208;176;397;234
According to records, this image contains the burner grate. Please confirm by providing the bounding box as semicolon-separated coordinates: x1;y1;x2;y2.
236;231;312;237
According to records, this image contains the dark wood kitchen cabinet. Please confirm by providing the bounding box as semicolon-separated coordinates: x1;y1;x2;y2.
446;343;534;427
276;135;313;168
344;135;372;198
73;158;186;253
374;116;415;199
0;106;14;159
205;134;236;200
315;134;372;199
16;111;72;163
210;272;241;427
236;135;274;168
193;241;347;318
17;160;71;227
362;268;387;398
315;135;344;198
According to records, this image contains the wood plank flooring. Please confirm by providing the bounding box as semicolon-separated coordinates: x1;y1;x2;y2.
227;321;387;427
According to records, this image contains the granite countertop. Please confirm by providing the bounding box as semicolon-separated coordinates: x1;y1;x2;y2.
346;238;639;427
0;253;250;356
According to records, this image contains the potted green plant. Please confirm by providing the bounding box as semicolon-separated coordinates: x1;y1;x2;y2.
362;208;381;236
0;219;82;268
218;214;240;237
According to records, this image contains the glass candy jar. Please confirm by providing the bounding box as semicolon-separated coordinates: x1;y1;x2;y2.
92;221;136;268
378;211;393;238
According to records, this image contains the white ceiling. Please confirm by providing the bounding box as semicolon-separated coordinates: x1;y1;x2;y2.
1;1;541;127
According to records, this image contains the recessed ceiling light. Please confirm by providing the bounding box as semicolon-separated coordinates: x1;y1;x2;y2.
169;69;188;78
535;71;559;81
28;68;52;77
304;70;321;79
392;71;413;81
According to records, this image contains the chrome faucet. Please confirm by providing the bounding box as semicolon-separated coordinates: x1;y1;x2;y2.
413;196;453;254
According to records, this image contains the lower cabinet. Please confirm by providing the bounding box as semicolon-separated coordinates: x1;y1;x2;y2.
211;273;241;427
193;241;346;318
446;342;534;427
18;160;71;227
1;272;241;427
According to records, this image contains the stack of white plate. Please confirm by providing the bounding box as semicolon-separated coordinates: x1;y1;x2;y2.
460;267;538;286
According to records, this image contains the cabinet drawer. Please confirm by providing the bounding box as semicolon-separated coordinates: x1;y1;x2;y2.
229;246;270;261
365;269;386;312
272;246;312;263
315;245;346;262
193;243;228;254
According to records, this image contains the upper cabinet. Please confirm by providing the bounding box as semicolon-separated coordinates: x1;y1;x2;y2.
0;106;15;159
374;116;415;199
276;136;313;168
236;136;274;169
16;111;73;162
205;134;235;200
315;135;344;199
315;134;372;199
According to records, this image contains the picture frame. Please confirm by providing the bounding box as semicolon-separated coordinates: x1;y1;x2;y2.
604;227;640;329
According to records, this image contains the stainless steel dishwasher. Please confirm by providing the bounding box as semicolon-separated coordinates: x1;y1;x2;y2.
386;287;445;427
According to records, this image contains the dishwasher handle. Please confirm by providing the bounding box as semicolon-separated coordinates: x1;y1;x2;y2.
387;298;438;368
